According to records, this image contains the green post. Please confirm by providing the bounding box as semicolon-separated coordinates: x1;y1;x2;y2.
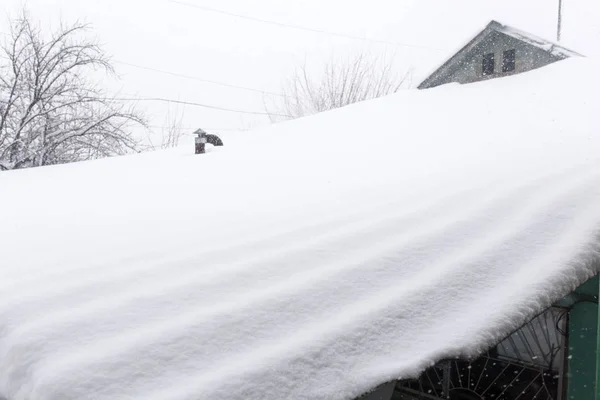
566;277;599;400
597;276;600;400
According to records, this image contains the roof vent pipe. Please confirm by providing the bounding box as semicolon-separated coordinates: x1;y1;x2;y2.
194;128;224;154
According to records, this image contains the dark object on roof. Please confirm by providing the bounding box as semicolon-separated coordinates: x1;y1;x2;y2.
194;128;223;154
418;20;582;89
206;134;224;147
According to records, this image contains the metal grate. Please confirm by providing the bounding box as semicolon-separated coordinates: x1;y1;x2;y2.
394;307;568;400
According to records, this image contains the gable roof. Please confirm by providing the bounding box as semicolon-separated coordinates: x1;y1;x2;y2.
491;21;582;58
0;58;600;400
418;20;582;89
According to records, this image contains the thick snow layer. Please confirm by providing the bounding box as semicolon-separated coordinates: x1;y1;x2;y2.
495;23;582;58
1;58;600;400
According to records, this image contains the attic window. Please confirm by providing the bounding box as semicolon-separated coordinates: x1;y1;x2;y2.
503;49;516;72
482;53;495;75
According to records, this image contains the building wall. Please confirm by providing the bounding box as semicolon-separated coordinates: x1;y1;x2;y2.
421;31;563;88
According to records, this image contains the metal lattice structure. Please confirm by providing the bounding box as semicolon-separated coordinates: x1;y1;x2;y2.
393;307;568;400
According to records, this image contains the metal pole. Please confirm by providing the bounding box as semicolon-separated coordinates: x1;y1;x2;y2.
557;0;563;42
442;361;451;399
596;277;600;400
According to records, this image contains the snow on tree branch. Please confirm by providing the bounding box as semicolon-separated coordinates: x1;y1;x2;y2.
0;11;145;170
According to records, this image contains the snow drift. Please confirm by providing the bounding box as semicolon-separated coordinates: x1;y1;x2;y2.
0;58;600;400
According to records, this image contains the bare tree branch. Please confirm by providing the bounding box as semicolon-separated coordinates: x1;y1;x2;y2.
0;11;145;171
269;52;411;121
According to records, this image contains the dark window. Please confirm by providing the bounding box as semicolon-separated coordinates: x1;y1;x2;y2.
503;49;516;72
482;53;495;75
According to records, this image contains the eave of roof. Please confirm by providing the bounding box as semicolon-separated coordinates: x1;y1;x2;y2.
418;20;582;89
491;21;583;58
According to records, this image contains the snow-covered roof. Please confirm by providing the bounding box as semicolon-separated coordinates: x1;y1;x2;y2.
418;20;582;89
491;21;582;58
1;58;600;400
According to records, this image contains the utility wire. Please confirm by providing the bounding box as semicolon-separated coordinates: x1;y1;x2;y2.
19;92;283;117
168;0;445;51
113;60;288;98
147;125;247;131
2;31;284;99
109;96;288;117
3;31;288;104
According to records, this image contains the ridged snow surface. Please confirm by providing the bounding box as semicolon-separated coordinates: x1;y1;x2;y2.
1;59;600;400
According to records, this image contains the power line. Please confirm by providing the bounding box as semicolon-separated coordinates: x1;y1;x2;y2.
109;96;288;117
3;32;288;101
113;60;287;98
5;91;283;118
168;0;445;51
147;125;248;131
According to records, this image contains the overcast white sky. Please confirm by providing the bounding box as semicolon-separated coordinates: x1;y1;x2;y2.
2;0;599;140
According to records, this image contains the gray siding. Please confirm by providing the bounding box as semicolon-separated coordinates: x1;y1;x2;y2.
420;31;563;89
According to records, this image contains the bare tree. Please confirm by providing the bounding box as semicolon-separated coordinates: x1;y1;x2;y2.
270;52;411;121
145;105;185;150
0;12;144;171
160;108;185;149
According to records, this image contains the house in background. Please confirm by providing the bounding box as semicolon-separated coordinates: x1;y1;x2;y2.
418;20;582;89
